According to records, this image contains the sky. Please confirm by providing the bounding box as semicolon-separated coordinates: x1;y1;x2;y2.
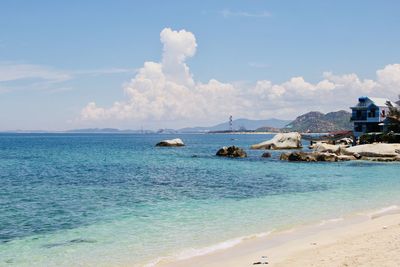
1;0;400;131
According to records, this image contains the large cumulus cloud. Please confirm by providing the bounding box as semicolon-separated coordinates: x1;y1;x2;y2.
80;28;400;127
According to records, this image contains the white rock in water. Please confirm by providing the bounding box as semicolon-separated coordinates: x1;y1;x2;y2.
156;138;185;147
251;132;302;150
342;143;400;158
312;143;346;154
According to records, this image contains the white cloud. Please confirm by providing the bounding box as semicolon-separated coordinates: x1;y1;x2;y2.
80;28;400;128
221;9;271;18
376;64;400;93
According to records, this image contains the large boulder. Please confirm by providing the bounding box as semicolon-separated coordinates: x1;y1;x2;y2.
156;138;185;147
251;132;302;150
341;143;400;158
311;143;345;154
216;146;247;158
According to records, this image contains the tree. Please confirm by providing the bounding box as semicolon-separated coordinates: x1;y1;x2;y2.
386;95;400;133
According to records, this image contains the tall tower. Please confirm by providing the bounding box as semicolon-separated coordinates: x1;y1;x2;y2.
229;115;233;132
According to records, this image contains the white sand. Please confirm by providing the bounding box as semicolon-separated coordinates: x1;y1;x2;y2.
156;211;400;267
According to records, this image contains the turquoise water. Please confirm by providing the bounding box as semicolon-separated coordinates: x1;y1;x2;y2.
1;133;400;266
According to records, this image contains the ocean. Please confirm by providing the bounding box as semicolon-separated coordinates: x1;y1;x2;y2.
1;133;400;266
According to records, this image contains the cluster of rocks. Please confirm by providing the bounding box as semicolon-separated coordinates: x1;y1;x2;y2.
280;151;350;162
216;146;247;158
155;133;400;162
281;142;400;162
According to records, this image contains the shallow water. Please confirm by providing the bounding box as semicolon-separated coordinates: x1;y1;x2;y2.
1;133;400;266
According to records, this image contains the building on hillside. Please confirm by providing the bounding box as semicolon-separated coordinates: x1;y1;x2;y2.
350;96;394;138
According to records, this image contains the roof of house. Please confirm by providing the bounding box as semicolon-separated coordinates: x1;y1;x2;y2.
351;96;394;108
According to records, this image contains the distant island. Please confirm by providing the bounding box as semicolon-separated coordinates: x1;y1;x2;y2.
178;118;291;133
1;110;352;134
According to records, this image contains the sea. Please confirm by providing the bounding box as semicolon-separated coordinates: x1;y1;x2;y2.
1;133;400;266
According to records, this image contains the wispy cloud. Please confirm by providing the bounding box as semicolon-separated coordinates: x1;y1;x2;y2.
221;9;271;18
0;62;71;83
74;68;135;76
0;62;135;93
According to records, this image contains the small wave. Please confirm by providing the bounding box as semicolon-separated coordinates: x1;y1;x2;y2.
368;205;400;219
143;231;273;267
318;217;344;226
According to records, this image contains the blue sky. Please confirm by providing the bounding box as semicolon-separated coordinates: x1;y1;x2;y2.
1;0;400;130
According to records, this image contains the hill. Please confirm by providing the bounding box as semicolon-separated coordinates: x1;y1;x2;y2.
284;110;352;133
66;128;154;134
179;118;292;133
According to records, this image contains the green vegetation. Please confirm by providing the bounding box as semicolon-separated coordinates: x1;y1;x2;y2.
386;95;400;133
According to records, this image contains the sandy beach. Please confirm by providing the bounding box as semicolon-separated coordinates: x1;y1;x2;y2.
158;208;400;267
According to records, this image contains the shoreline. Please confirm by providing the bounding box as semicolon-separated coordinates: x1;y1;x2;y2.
149;205;400;267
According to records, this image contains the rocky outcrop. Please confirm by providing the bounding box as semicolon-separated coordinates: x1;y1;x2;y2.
297;143;400;162
216;146;247;158
156;138;185;147
341;143;400;158
310;143;347;154
251;132;302;150
280;151;340;162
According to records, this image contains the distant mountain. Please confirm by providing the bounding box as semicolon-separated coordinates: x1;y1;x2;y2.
284;110;352;133
179;118;292;133
254;126;282;133
66;128;154;133
156;128;178;134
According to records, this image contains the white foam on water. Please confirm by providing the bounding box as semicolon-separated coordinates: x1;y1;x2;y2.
142;231;273;267
368;205;400;219
318;217;344;226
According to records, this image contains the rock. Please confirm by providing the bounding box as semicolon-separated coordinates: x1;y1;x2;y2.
316;152;338;162
251;132;302;150
216;146;247;158
155;138;185;147
311;143;344;154
362;157;398;162
337;137;353;146
337;155;357;161
287;152;317;162
280;151;338;162
341;143;400;158
261;152;272;158
280;153;290;161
